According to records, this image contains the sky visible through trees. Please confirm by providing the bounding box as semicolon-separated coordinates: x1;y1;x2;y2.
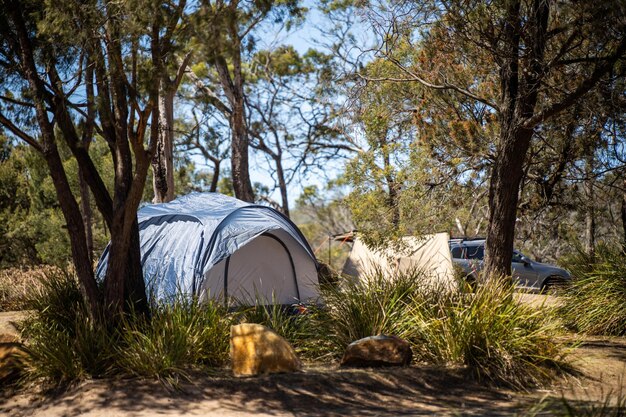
0;0;625;311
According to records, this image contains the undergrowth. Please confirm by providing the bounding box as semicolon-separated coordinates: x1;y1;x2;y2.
18;271;232;385
13;266;570;389
560;245;626;336
0;267;50;311
318;269;569;388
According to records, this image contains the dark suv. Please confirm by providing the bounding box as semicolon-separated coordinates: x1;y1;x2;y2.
449;238;571;291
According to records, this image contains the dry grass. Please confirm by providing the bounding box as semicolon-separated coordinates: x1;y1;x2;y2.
0;267;55;312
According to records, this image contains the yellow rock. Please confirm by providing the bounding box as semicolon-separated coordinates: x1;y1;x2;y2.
230;323;301;377
0;335;27;382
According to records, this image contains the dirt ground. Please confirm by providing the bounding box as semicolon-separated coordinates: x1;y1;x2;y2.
1;296;625;417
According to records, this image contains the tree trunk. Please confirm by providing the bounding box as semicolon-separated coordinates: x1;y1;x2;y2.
484;125;534;278
212;23;254;203
275;157;290;217
125;219;149;314
152;84;176;203
382;142;400;227
231;99;255;202
45;148;101;317
104;214;132;312
210;160;220;192
621;178;626;253
8;2;101;316
484;0;548;279
584;156;595;256
78;167;94;263
103;206;148;316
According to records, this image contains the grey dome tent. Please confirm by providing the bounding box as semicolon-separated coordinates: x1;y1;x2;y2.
96;193;319;305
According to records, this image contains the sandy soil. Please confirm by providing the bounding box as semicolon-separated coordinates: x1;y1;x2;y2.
1;304;625;416
1;366;528;416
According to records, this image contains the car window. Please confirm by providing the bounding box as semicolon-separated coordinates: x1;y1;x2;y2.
451;246;464;259
466;245;484;260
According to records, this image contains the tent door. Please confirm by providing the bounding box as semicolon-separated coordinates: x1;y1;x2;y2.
222;232;300;302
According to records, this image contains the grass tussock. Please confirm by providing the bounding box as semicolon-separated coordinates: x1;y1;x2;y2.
427;278;567;387
115;298;231;383
18;271;232;385
235;298;333;360
0;267;51;311
318;269;569;388
19;269;112;382
13;265;570;389
560;245;626;336
316;268;430;351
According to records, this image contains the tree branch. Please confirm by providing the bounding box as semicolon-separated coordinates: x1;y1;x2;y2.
524;37;626;128
379;55;500;111
185;64;233;116
0;110;43;152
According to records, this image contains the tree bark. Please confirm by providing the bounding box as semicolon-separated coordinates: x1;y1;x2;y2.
275;157;290;217
484;0;548;279
210;160;220;192
152;86;176;203
484;126;534;278
621;178;626;253
151;52;193;203
7;2;101;316
78;168;94;263
211;20;254;202
584;156;595;256
44;147;102;316
230;91;255;202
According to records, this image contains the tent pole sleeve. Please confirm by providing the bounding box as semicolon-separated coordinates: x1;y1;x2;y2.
224;256;231;302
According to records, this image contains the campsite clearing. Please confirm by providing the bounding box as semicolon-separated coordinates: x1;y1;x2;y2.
1;305;625;416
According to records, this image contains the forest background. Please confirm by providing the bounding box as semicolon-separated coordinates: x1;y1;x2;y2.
0;0;625;315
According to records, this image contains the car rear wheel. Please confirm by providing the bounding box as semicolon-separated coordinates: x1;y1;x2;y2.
541;275;568;294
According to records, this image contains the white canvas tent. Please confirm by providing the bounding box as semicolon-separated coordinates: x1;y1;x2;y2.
96;193;319;305
342;232;456;289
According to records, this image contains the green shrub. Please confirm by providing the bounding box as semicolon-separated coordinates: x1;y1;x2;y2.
317;269;568;388
114;297;231;382
20;270;114;382
18;265;570;389
560;245;626;336
19;270;231;384
427;278;566;387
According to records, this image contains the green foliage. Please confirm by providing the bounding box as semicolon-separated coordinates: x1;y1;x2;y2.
318;269;568;388
294;184;353;270
341;57;476;249
0;138;116;267
421;278;566;387
19;270;231;385
20;269;113;382
0;139;66;267
17;265;568;389
559;245;626;336
115;298;231;382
